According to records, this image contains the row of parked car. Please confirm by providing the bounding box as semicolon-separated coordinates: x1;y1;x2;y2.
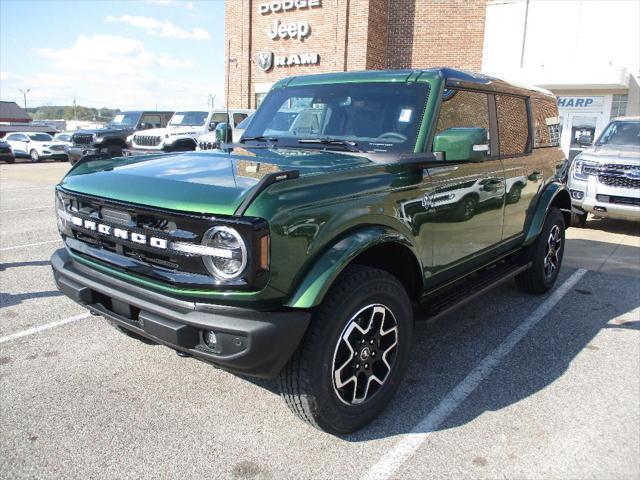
0;108;255;165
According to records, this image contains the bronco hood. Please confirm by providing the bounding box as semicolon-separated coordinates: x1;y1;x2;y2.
59;148;373;216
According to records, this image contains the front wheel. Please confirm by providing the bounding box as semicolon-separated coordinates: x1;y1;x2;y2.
571;211;587;228
279;265;413;434
515;208;565;294
29;149;40;162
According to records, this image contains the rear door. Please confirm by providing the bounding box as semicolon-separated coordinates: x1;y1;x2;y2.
426;89;506;274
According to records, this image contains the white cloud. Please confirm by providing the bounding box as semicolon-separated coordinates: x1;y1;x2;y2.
16;35;222;110
146;0;194;9
0;71;8;81
106;14;208;40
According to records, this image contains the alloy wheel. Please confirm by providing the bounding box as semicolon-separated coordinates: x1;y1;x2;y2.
544;224;562;279
332;304;399;405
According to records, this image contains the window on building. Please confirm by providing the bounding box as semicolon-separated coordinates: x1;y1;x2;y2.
610;94;628;120
496;94;530;156
531;96;560;147
255;93;267;108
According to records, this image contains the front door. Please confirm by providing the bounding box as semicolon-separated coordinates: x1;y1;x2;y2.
426;89;505;275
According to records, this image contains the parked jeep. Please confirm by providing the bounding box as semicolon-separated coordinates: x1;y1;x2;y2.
567;116;640;226
51;69;569;434
129;109;254;154
68;111;173;164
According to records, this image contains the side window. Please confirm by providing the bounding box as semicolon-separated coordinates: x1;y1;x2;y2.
5;134;17;141
233;113;248;127
209;113;229;129
496;94;530;156
140;114;162;128
531;97;560;147
435;90;490;135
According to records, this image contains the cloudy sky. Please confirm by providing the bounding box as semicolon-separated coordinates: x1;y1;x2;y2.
0;0;225;110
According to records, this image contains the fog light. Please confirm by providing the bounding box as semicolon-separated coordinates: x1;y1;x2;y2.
204;331;218;347
570;189;584;200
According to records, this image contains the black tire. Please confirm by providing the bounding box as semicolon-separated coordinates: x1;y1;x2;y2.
279;265;413;434
456;196;478;221
515;208;565;294
507;185;522;204
29;149;40;162
570;211;587;228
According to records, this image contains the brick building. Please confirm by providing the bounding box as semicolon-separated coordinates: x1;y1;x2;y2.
225;0;487;109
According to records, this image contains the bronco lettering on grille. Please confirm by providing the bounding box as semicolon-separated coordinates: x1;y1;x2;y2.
70;215;168;249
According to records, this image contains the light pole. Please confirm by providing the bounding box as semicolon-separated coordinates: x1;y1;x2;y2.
19;88;30;110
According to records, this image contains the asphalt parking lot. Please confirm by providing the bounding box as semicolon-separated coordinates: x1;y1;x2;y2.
1;161;639;479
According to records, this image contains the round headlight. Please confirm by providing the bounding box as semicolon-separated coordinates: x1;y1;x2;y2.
202;226;247;280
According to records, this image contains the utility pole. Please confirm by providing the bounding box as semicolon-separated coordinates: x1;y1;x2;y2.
19;88;30;110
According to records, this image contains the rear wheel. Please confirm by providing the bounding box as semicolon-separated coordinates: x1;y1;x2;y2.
516;208;565;294
29;149;40;162
456;196;478;221
279;265;413;434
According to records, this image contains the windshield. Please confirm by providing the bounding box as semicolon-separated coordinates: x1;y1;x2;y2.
597;121;640;146
169;111;208;127
243;82;429;152
108;112;140;128
28;133;53;141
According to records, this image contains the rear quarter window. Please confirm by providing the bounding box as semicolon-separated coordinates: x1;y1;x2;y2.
496;94;530;156
531;96;561;147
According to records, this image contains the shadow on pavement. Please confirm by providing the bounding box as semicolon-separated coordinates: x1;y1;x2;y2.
0;260;51;271
0;290;64;309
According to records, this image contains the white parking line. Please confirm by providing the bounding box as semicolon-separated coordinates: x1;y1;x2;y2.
1;205;54;213
0;239;62;251
0;313;91;345
361;268;588;480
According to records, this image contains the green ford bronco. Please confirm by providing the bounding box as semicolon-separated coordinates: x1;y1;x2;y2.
52;68;569;434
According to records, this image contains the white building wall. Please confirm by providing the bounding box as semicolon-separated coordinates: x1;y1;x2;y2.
482;0;640;157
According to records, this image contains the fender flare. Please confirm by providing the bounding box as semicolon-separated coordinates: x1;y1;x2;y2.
523;181;571;245
285;226;421;309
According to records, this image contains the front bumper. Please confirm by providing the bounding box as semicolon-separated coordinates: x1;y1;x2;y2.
569;175;640;222
68;146;98;163
51;248;310;378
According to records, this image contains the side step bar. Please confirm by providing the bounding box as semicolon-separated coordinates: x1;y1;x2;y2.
416;261;531;324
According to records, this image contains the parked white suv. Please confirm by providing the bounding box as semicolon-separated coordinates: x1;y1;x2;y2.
129;109;253;153
568;116;640;226
196;111;254;150
4;132;68;162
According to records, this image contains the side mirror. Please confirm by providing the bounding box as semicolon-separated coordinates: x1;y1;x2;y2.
577;134;593;147
433;127;489;162
139;123;152;130
208;121;219;132
215;123;231;144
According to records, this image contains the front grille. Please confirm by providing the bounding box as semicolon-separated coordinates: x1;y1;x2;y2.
596;194;640;207
598;175;640;190
73;134;94;145
198;141;217;150
134;135;162;147
50;145;66;151
57;189;268;291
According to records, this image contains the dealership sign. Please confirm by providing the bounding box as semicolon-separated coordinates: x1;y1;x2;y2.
258;0;321;71
256;51;319;72
259;0;321;14
557;96;604;110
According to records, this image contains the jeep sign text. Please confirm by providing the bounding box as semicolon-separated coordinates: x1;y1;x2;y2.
268;20;310;40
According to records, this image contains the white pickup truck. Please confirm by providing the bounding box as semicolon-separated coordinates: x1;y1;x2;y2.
128;109;253;153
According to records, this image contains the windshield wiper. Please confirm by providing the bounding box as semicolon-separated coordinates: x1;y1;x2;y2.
241;136;279;143
297;138;362;152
